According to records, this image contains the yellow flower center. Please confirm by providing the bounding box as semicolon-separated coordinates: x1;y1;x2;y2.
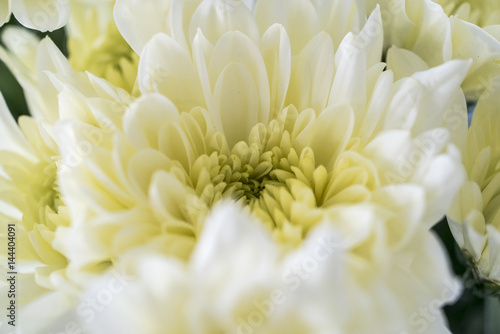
155;105;377;246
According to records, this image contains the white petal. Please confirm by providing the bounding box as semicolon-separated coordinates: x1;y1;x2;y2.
451;17;500;98
487;225;500;281
36;37;80;123
403;0;452;66
211;62;260;146
208;31;270;136
11;0;69;31
191;202;279;278
138;33;206;112
419;152;466;226
0;93;37;162
261;23;291;119
255;0;320;54
311;0;364;49
123;93;180;150
192;29;215;113
358;70;393;145
0;0;10;26
287;32;335;113
387;46;429;81
309;104;354;169
188;0;260;46
330;32;366;117
114;0;171;54
411;60;470;135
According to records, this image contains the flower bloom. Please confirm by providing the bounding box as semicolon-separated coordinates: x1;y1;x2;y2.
66;1;138;92
364;0;500;99
7;0;469;332
0;27;134;333
448;75;500;291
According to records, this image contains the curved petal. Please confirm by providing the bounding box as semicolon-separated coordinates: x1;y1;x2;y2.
188;0;259;46
114;0;171;54
138;33;206;112
286;32;335;113
11;0;70;32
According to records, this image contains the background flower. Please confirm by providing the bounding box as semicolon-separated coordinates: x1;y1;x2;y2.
364;0;500;100
433;0;500;27
448;75;500;291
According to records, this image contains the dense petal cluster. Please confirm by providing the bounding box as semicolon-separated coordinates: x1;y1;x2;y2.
0;0;498;333
67;1;138;92
365;0;500;99
7;2;464;333
82;203;461;334
448;76;500;289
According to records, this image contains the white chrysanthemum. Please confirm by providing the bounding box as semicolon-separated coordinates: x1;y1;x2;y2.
0;27;136;333
18;1;469;332
364;0;500;99
448;75;500;289
433;0;500;26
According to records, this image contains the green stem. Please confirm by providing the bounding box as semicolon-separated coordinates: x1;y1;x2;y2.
485;296;500;334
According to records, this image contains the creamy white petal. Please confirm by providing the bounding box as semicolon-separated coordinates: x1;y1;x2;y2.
0;0;10;26
261;23;291;119
287;32;334;113
387;46;429;81
189;0;259;46
11;0;70;32
255;0;320;54
138;33;206;112
0;93;36;161
114;0;171;54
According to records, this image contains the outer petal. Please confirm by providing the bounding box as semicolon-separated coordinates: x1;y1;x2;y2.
138;33;206;112
451;17;500;99
286;32;335;113
207;31;270;144
261;23;291;119
255;0;320;54
0;0;10;26
114;0;171;54
11;0;70;32
188;0;260;46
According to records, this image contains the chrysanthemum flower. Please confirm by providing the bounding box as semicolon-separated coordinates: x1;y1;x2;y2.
365;0;500;99
433;0;500;26
0;90;68;320
10;1;468;332
67;1;138;92
0;28;135;333
448;75;500;291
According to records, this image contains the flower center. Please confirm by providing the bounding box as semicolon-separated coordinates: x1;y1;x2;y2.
175;108;335;245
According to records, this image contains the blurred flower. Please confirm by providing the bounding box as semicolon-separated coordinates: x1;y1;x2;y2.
0;27;135;333
81;203;461;334
0;90;68;326
67;1;138;92
364;0;500;99
448;75;500;292
433;0;500;26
